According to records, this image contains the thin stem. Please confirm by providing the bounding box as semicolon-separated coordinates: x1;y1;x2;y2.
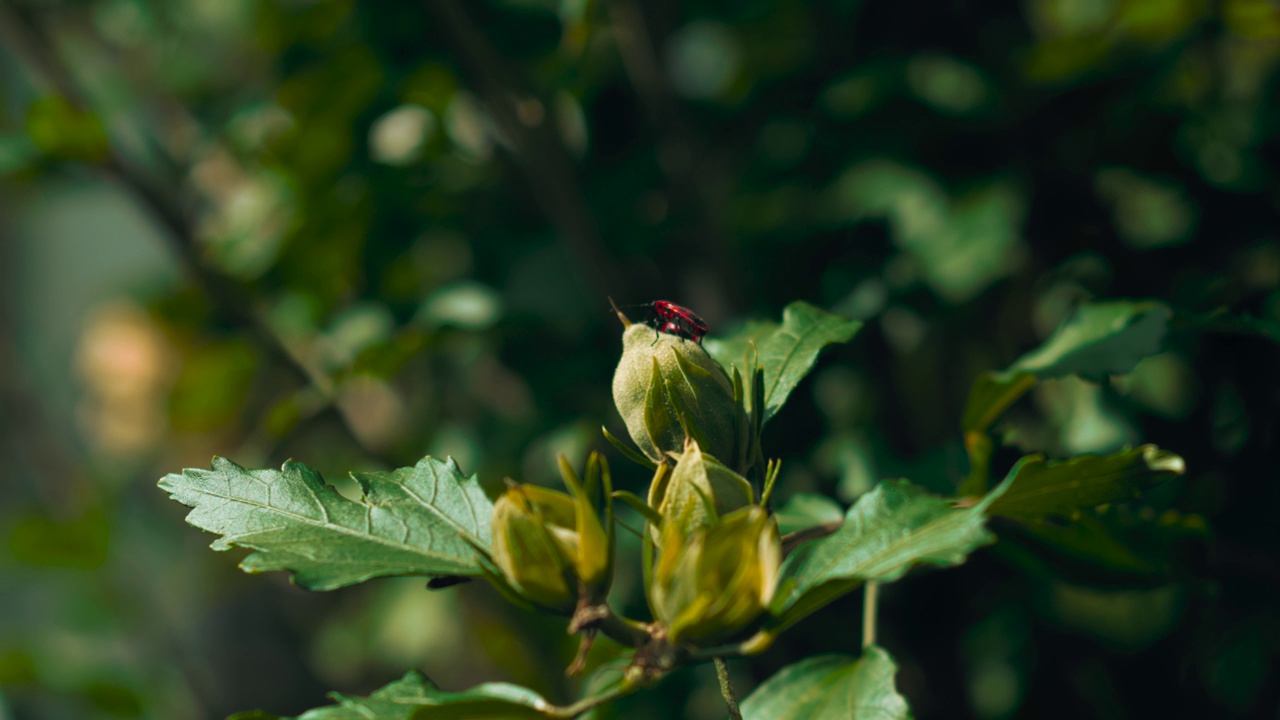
686;628;775;662
862;581;879;650
596;607;652;648
550;678;638;719
715;658;743;720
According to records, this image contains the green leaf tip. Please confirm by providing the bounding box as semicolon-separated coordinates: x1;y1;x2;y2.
158;455;493;591
757;301;863;423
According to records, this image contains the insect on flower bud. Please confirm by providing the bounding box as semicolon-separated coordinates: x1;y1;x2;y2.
612;321;749;472
489;454;613;613
649;505;781;647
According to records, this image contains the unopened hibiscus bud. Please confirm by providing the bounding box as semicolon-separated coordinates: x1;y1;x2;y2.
489;453;613;612
649;439;753;539
649;505;781;647
612;322;749;471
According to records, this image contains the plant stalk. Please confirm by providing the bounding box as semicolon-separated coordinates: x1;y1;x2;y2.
715;658;743;720
862;581;879;650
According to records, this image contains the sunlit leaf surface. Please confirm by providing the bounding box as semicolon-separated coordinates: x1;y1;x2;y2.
159;456;492;590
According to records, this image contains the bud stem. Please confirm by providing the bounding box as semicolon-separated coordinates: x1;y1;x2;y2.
590;605;650;648
712;658;743;720
862;581;879;650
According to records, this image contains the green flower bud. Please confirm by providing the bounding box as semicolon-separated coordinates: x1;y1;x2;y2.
649;505;781;647
612;323;749;471
649;439;754;539
490;455;613;612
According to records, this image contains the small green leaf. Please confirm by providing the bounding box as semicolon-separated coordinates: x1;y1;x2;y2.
236;671;557;719
988;445;1186;522
757;302;863;422
741;646;911;720
773;493;845;537
159;456;492;591
770;479;1002;630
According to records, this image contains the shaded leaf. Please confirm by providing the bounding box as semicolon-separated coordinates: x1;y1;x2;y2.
773;493;845;537
757;302;863;422
1000;506;1208;588
235;671;556;719
770;479;1002;629
1010;300;1171;380
963;300;1171;434
960;301;1172;494
159;456;492;591
741;646;911;720
988;445;1185;522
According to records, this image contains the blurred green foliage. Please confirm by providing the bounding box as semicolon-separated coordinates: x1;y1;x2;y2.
1;0;1279;718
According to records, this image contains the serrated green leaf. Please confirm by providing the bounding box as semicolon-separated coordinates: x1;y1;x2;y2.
741;646;911;720
769;479;1002;630
159;456;492;591
988;445;1185;522
756;302;863;423
236;671;557;719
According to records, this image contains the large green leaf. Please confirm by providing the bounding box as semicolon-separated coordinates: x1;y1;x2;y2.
769;479;1002;630
757;302;863;422
988;445;1185;522
741;646;911;720
230;671;556;719
159;456;492;590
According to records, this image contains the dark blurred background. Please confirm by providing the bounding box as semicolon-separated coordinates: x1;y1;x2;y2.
1;0;1278;718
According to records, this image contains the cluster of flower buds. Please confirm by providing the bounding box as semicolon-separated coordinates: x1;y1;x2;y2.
489;454;613;614
648;441;780;647
488;306;780;655
612;309;779;649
